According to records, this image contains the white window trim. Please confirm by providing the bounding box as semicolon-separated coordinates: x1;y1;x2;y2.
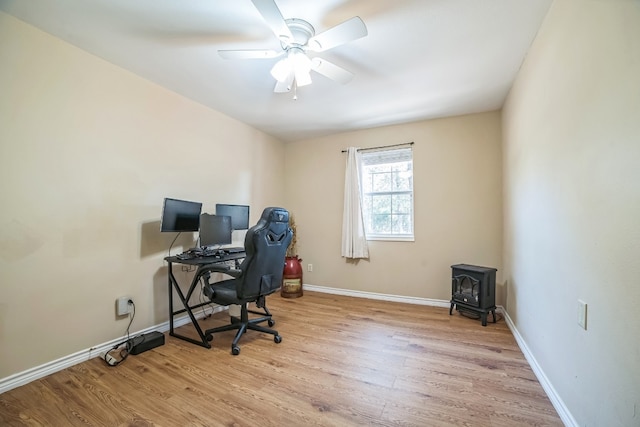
366;234;415;242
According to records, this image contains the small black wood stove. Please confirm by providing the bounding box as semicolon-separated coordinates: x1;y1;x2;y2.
449;264;497;326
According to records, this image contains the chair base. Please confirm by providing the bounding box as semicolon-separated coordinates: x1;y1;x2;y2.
204;304;281;355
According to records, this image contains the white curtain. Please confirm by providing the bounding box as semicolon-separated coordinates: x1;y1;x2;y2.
341;147;369;259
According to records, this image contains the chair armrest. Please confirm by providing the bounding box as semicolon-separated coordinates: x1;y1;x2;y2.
223;268;242;278
201;264;242;278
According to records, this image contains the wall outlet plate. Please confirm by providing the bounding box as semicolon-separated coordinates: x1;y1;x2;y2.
578;299;587;330
116;296;131;316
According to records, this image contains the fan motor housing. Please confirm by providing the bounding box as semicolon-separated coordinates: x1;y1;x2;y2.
282;18;315;48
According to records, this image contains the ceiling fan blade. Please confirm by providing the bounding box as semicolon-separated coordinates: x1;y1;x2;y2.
251;0;293;43
307;17;368;52
310;57;354;84
218;49;282;59
274;72;295;92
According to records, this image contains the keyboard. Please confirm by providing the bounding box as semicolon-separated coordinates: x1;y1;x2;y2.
176;250;220;260
176;247;209;260
225;247;244;254
201;248;223;257
174;247;242;260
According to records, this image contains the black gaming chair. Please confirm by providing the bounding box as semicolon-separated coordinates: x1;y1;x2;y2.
202;207;292;355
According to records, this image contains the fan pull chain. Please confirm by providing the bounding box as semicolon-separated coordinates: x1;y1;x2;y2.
293;80;298;100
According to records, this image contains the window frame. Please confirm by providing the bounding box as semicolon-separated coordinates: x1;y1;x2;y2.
359;147;414;242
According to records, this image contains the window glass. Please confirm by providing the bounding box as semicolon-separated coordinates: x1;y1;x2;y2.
360;147;414;240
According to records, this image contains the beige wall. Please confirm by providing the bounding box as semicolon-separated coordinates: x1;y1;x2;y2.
285;112;503;302
0;13;286;378
502;0;640;425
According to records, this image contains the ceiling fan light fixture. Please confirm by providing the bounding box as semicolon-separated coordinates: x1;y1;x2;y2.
295;69;312;87
270;58;291;82
271;48;312;86
289;48;310;72
289;48;312;86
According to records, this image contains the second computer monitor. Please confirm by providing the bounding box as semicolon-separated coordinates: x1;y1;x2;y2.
199;214;232;247
215;204;250;230
160;197;202;232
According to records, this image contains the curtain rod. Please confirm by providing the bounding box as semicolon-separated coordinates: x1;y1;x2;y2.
341;141;414;153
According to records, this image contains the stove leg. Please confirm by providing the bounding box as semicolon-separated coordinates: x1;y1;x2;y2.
449;302;454;315
481;312;488;326
492;309;497;323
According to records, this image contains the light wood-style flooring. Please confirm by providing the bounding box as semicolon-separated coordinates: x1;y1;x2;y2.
0;291;562;426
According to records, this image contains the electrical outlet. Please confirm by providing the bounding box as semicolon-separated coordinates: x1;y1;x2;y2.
307;263;313;272
577;300;587;329
116;296;132;316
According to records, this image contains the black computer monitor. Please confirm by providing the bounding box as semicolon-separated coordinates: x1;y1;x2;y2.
199;214;232;247
160;198;202;232
215;204;250;230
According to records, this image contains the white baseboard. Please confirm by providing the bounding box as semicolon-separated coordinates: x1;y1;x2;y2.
501;310;577;427
303;284;452;307
0;305;227;394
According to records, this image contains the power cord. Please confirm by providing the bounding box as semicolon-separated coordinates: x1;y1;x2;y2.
103;300;136;367
167;232;182;257
199;273;214;319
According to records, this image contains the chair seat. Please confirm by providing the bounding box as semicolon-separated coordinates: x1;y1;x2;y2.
205;279;242;306
205;279;279;306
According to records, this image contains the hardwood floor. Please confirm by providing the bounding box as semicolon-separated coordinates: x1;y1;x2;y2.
0;291;562;426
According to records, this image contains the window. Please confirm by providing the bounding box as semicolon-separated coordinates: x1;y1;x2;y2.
360;147;414;241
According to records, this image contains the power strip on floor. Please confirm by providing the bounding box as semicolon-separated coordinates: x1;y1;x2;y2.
129;331;165;355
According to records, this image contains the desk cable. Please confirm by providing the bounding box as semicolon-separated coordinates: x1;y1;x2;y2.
102;300;136;367
198;273;215;320
167;232;182;258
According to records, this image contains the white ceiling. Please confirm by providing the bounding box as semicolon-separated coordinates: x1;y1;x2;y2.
0;0;552;142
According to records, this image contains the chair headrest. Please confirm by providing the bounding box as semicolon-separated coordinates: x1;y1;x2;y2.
260;207;289;224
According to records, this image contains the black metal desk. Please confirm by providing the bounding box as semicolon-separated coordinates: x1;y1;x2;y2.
165;252;245;348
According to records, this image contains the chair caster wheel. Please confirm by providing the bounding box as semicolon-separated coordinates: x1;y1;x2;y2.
274;335;282;344
231;345;240;355
205;334;213;342
268;319;275;327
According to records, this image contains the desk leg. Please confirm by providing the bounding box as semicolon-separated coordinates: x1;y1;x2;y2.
168;262;174;336
167;262;211;348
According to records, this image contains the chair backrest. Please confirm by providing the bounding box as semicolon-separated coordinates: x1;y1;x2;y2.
235;207;293;300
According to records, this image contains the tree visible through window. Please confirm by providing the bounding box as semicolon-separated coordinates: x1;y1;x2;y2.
360;147;414;240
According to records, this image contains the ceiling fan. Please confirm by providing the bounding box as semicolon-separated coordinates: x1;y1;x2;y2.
219;0;368;94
